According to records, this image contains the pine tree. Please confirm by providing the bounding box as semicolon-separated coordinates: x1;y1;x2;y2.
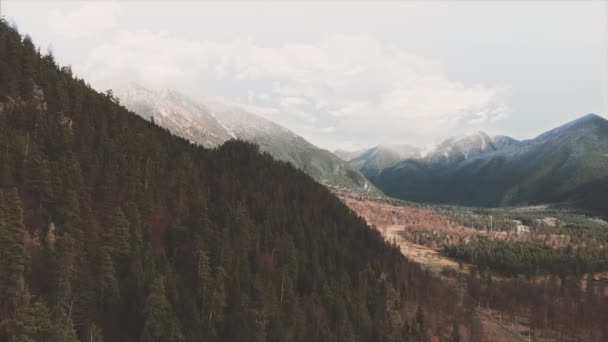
19;35;36;98
99;249;120;308
103;207;131;260
415;305;425;331
0;189;27;312
195;238;211;319
51;190;84;314
4;288;52;342
48;314;79;342
209;266;227;323
141;277;182;342
451;321;461;342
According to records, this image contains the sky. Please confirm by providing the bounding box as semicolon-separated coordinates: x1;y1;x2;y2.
3;1;608;150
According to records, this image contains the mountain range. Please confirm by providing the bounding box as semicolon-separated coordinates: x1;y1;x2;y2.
120;83;607;215
118;82;607;214
344;114;608;215
118;84;381;195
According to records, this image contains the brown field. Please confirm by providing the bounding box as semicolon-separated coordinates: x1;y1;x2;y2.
334;189;480;273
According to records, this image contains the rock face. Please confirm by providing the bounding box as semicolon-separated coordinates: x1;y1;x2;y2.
118;84;382;195
0;84;47;115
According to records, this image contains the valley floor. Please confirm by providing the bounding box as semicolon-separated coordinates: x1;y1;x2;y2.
382;224;469;273
333;188;608;341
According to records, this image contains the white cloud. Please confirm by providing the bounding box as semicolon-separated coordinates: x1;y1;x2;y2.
48;3;121;40
75;30;509;149
280;97;309;107
328;101;371;118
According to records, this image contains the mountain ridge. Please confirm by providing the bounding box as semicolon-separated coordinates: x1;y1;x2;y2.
348;144;421;178
366;113;608;215
117;84;382;195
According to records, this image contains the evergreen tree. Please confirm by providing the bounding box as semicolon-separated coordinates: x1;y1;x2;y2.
209;266;227;324
98;249;120;308
103;208;131;260
4;288;52;342
0;189;27;312
141;277;182;342
450;321;461;342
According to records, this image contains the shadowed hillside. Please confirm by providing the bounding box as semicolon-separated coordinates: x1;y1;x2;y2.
366;116;608;217
0;20;479;342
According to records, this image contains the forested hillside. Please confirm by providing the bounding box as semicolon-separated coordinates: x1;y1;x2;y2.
117;84;380;196
0;20;473;342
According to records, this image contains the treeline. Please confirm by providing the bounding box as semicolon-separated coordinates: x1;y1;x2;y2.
436;206;516;232
0;20;475;341
445;238;608;277
439;205;608;244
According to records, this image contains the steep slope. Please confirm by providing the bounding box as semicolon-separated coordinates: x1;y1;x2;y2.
371;114;608;215
0;21;459;341
118;84;381;195
117;84;234;147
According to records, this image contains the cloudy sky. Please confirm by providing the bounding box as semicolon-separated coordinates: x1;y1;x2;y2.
4;1;607;150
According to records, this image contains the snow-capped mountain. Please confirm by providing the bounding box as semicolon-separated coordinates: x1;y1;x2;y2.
367;114;608;211
338;132;512;178
117;84;381;195
333;148;368;162
491;135;519;150
426;131;498;164
348;144;422;177
118;84;234;147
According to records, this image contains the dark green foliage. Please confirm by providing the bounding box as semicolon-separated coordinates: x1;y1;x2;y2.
436;205;608;276
445;238;608;277
6;288;53;342
0;20;457;341
141;277;183;342
0;189;27;311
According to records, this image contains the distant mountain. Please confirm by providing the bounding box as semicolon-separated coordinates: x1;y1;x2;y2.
352;132;513;180
349;144;421;178
368;114;608;215
492;135;519;150
333;148;367;161
118;84;381;195
426;131;498;164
